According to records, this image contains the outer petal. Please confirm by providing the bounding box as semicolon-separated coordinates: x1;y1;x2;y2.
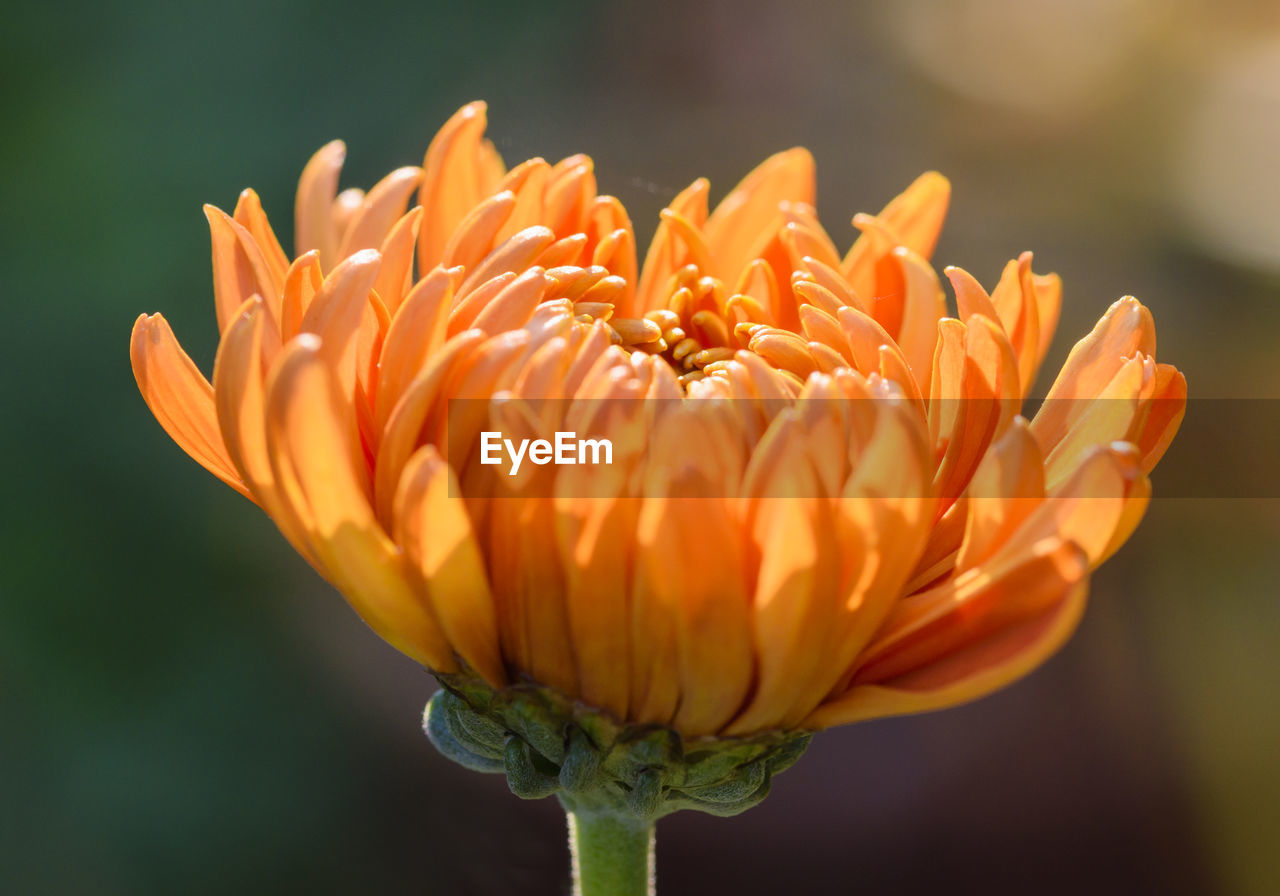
704;148;815;286
294;140;346;268
232;188;289;289
372;206;424;315
955;417;1046;572
806;538;1088;727
1136;364;1187;473
336;166;423;259
890;246;948;389
554;459;639;720
873;170;950;260
417;102;505;273
841;171;950;281
632;408;753;735
212;298;316;565
728;416;837;734
1031;296;1155;448
264;337;453;669
205;205;280;333
131;313;251;500
393;446;505;686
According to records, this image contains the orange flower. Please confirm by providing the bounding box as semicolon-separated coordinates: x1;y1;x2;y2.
131;101;1185;740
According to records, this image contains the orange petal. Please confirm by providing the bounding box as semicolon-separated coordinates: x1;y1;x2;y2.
780;214;842;273
545;154;597;236
1040;353;1153;486
264;337;453;669
848;213;907;339
232;188;289;290
393;446;505;685
988;252;1042;394
1032;270;1062;372
299;249;383;398
890;246;948;388
372;206;423;315
1031;296;1155;447
635;418;752;735
636;178;709;311
730;422;840;734
469;267;548;335
457;225;556;297
372;330;488;524
587;195;639;318
1136;364;1187;473
705;148;815;286
955;418;1045;572
874;170;950;259
205;205;280;334
211;299;318;566
417;102;504;273
374;266;455;432
494;157;551;243
336;165;423;258
809;538;1088;726
1000;443;1141;568
945;265;999;325
294;139;345;267
842;171;950;283
441;190;518;271
554;488;637;721
130;313;250;500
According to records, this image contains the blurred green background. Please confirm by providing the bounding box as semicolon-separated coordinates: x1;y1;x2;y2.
4;0;1279;893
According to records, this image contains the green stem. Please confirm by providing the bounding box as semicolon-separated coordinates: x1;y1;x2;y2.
567;809;655;896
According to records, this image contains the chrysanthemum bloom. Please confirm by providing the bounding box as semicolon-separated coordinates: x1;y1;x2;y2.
131;102;1185;895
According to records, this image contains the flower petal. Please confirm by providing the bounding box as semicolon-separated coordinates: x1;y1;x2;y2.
264;337;453;669
212;298;318;566
841;171;950;283
417;101;505;273
232;188;289;289
205;205;280;334
294;139;346;268
808;537;1088;727
1031;296;1155;447
131;313;250;500
336;165;423;259
705;148;815;286
633;407;753;734
393;446;505;686
636;178;709;312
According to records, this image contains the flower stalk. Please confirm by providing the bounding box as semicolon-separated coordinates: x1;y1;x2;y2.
566;809;655;896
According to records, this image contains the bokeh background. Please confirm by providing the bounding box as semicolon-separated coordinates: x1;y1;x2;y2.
4;0;1279;893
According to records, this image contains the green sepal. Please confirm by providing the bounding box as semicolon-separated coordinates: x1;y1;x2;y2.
504;736;560;799
425;675;812;822
423;689;504;773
